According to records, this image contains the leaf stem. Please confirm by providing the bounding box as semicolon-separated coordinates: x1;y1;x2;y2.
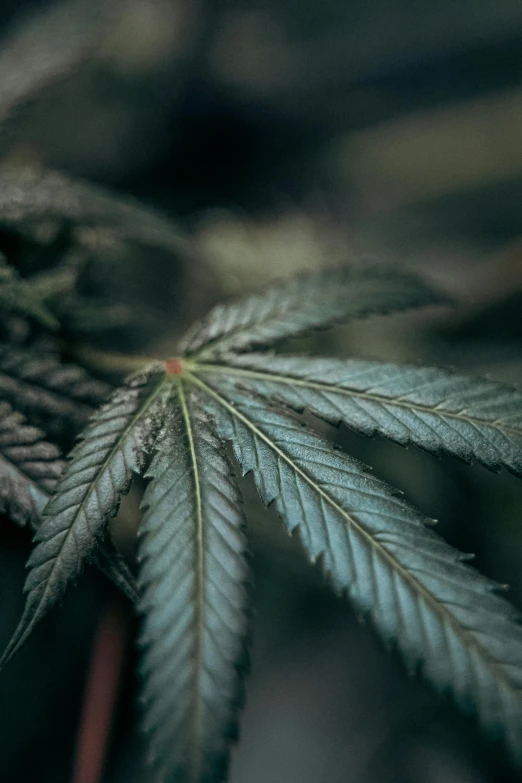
72;599;128;783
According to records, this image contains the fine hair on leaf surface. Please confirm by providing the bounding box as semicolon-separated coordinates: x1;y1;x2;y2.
1;262;522;783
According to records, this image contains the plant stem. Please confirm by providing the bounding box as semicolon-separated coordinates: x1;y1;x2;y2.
72;599;128;783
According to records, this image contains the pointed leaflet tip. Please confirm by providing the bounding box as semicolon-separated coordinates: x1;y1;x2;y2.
165;358;184;375
209;354;522;476
137;382;250;782
178;264;447;359
0;364;169;667
194;373;522;764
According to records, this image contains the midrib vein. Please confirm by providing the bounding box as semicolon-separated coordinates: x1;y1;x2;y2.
177;379;205;782
186;369;519;698
193;363;522;437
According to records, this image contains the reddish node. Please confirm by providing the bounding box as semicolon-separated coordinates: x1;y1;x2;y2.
165;358;184;375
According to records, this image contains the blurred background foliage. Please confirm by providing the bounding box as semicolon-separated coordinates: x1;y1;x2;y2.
1;0;522;781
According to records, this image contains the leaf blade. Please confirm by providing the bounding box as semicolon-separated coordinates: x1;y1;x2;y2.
0;401;63;526
198;354;522;474
0;166;190;257
138;380;249;783
0;343;111;437
0;364;166;667
193;372;522;762
179;265;446;359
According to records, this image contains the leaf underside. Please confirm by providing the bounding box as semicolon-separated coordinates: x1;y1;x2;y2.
191;372;522;763
179;264;447;359
0;365;166;667
198;354;522;474
138;382;250;783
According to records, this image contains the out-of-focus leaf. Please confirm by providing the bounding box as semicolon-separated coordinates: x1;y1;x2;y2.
0;0;121;125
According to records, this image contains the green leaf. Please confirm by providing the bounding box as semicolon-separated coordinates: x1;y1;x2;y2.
0;364;167;667
0;0;119;125
179;265;446;360
0;166;191;258
0;401;63;526
191;372;522;763
198;354;522;475
0;257;59;330
0;343;111;436
138;381;250;783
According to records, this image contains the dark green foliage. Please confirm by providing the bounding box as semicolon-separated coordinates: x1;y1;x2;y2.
0;343;110;436
2;264;522;782
0;400;63;526
0;256;59;330
0;166;193;258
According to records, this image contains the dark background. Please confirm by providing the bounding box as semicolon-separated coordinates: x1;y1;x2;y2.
1;1;522;781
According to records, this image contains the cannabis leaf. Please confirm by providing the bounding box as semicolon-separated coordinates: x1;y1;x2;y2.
0;166;192;258
195;377;522;760
0;400;63;526
138;385;249;783
0;0;120;125
3;264;522;782
199;353;522;474
0;256;59;330
179;264;447;358
0;364;167;666
0;399;136;600
0;343;111;436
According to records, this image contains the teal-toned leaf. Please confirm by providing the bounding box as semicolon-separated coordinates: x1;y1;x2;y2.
138;381;250;783
192;372;522;762
179;265;446;359
0;257;59;330
0;401;63;526
199;354;522;475
0;364;167;667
